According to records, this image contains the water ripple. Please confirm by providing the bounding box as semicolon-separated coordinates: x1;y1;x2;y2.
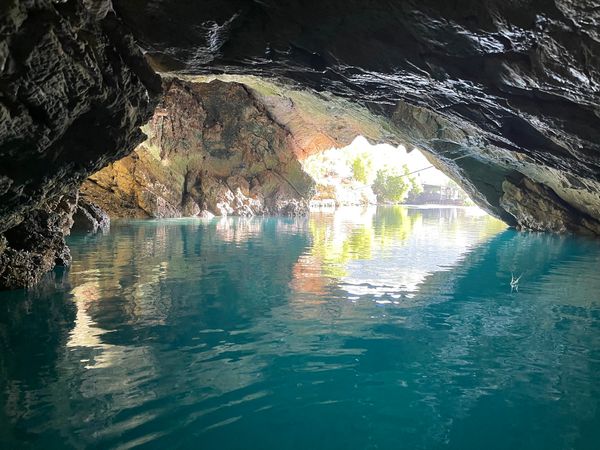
2;208;600;449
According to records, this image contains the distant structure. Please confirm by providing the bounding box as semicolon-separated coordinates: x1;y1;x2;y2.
309;199;336;210
405;183;470;205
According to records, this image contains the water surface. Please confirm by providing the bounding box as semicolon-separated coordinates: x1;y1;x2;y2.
1;206;600;449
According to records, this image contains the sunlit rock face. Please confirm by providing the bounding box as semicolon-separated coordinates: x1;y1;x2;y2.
81;75;400;219
81;78;315;218
113;0;600;233
0;1;160;289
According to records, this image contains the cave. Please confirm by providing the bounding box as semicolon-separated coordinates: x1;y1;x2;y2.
2;0;600;287
1;1;600;448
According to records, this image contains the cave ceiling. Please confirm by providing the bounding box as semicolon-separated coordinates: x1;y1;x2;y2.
113;0;600;232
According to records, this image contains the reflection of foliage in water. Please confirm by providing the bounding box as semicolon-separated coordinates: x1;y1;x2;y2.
372;206;419;251
308;207;419;278
308;216;360;278
307;206;507;281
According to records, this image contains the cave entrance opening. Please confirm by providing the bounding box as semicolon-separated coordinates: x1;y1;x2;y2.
301;136;478;212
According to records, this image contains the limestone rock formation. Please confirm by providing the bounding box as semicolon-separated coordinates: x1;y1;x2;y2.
113;0;600;234
501;178;600;235
72;198;110;234
0;194;76;290
81;78;315;218
0;0;160;289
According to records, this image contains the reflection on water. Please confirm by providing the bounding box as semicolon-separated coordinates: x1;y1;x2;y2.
295;206;505;298
1;207;600;450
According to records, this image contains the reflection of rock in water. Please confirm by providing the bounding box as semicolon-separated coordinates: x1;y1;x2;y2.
291;254;329;298
1;218;311;447
1;214;600;448
0;286;76;440
216;217;263;243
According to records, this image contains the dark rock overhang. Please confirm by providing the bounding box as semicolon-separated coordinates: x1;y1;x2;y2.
112;0;600;233
0;1;161;289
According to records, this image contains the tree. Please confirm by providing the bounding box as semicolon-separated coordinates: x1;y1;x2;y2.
351;154;372;184
372;165;420;203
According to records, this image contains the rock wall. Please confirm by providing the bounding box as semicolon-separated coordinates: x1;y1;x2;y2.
81;78;315;218
72;198;110;234
113;0;600;235
0;1;160;289
0;194;76;290
0;193;109;290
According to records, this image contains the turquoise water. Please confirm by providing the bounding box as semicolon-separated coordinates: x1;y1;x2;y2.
2;206;600;449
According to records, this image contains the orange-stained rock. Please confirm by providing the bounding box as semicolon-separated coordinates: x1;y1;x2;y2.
81;79;316;218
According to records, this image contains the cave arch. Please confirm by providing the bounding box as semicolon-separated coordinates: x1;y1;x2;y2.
2;0;600;289
110;0;600;235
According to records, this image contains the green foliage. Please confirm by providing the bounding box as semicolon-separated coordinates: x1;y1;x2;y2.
372;165;419;203
410;176;423;196
351;154;373;184
303;153;328;180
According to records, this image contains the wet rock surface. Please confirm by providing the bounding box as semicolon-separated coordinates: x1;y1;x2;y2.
72;198;110;234
81;78;315;218
0;194;76;290
2;0;600;288
0;0;160;288
501;177;600;235
113;0;600;233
